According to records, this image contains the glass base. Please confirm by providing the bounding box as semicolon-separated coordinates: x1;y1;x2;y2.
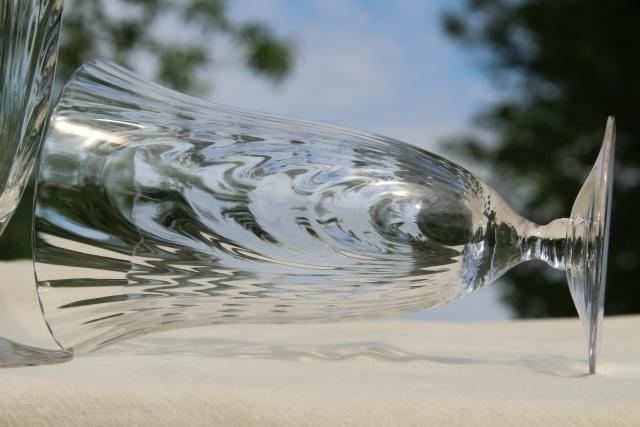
566;116;615;374
0;259;71;367
0;336;71;368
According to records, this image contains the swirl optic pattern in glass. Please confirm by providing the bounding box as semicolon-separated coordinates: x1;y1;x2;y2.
33;61;614;375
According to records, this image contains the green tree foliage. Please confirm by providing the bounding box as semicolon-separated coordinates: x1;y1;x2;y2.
58;0;294;92
0;0;294;259
442;0;639;316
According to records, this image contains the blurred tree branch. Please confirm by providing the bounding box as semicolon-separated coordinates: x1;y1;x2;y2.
58;0;295;93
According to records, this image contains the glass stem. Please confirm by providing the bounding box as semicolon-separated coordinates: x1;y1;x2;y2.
521;218;569;270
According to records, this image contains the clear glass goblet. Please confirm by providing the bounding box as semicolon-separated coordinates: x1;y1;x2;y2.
30;60;615;374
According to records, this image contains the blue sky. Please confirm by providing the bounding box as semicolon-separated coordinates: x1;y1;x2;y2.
207;0;497;152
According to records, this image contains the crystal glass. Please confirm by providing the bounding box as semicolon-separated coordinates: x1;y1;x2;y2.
30;61;614;374
0;0;70;366
0;0;62;234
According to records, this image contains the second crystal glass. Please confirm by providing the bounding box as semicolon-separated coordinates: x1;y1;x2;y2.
0;0;62;235
34;61;614;374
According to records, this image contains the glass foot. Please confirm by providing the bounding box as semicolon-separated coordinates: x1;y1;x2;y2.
0;336;71;368
566;116;615;374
